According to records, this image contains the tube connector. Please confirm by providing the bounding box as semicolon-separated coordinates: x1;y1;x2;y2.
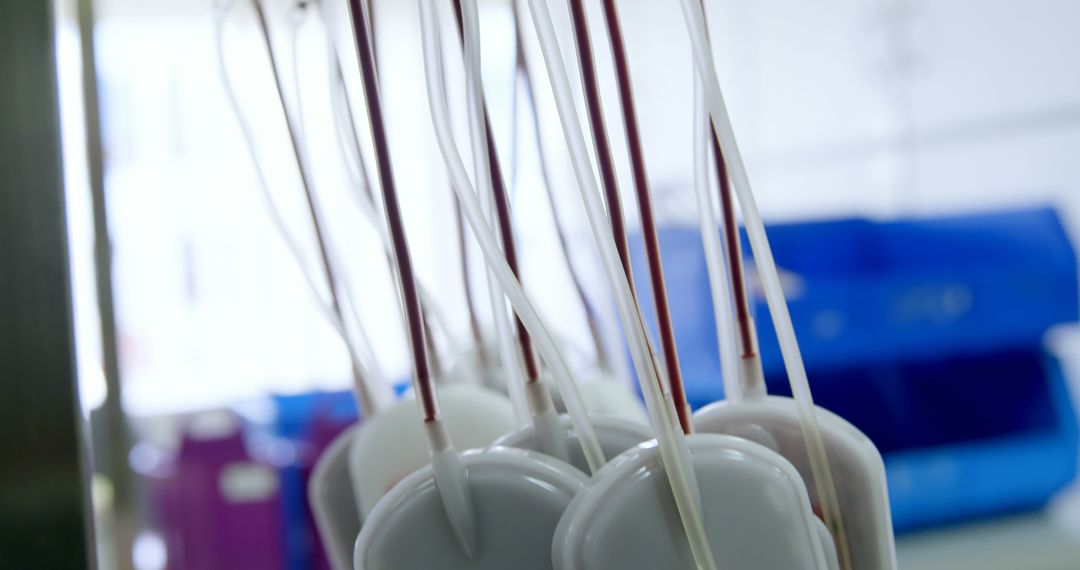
425;419;477;558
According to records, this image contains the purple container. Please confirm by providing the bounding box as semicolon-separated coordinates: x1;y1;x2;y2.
143;414;286;570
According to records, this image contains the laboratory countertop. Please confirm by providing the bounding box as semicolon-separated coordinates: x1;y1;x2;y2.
897;493;1080;570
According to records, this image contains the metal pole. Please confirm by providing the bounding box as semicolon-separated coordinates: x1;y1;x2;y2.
0;0;98;567
77;0;137;568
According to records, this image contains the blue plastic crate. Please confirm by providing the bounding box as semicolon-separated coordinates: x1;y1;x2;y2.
246;385;409;570
268;390;360;439
263;391;359;570
630;207;1079;405
881;351;1079;531
763;349;1078;531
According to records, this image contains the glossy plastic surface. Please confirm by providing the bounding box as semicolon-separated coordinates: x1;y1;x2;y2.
347;384;516;518
309;426;361;570
494;414;652;473
353;447;586;569
546;373;649;425
553;434;833;570
694;396;897;569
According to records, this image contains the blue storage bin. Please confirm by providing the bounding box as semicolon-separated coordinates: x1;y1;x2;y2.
242;384;409;569
268;390;360;439
630;206;1079;404
260;391;359;570
764;349;1078;531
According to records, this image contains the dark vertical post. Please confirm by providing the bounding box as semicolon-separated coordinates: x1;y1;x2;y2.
78;0;133;516
79;0;137;567
0;0;98;568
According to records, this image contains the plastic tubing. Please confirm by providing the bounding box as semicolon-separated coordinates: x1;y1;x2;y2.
320;25;466;366
512;3;621;384
417;0;605;474
592;0;693;434
216;1;385;416
522;0;715;568
460;0;567;445
487;258;532;427
677;0;851;564
286;13;392;393
692;77;741;402
451;0;532;427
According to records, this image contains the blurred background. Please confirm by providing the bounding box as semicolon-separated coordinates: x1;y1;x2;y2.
5;0;1080;568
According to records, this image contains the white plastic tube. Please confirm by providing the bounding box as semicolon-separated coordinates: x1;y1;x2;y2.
215;5;387;415
677;0;849;562
455;0;532;428
335;136;464;371
318;15;466;368
488;272;532;427
692;77;741;403
522;1;715;568
292;43;390;390
487;273;532;426
417;0;605;474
